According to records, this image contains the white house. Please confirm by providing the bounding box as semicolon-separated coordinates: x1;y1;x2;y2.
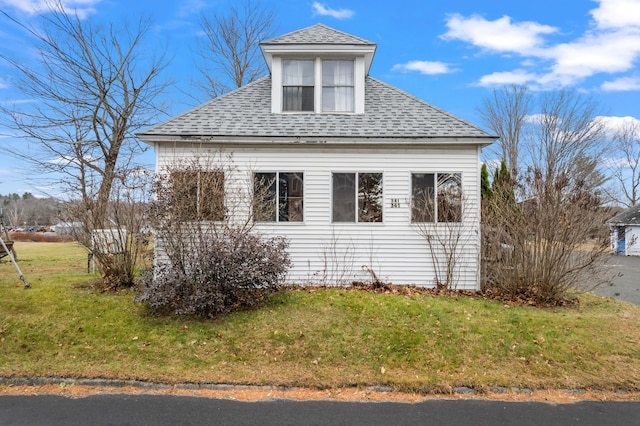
137;24;496;289
607;204;640;256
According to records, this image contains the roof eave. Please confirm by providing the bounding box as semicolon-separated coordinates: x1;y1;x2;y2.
136;134;496;146
261;44;377;74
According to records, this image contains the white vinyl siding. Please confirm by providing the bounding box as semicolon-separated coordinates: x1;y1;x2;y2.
156;143;482;289
628;226;640;256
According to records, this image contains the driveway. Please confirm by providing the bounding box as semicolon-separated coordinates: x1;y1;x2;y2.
592;254;640;305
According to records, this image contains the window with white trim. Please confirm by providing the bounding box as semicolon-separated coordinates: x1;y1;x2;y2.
322;60;354;112
411;173;462;223
282;60;314;112
332;172;383;222
169;170;225;221
280;59;355;113
254;172;304;222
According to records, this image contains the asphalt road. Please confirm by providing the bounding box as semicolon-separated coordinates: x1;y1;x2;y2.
593;254;640;305
1;394;639;426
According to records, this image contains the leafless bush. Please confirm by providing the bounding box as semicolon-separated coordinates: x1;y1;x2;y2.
136;230;289;317
145;153;268;265
65;170;152;290
481;167;611;305
137;153;290;316
412;175;476;289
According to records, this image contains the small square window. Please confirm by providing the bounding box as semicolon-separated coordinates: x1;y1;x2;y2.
332;172;382;222
254;172;304;222
411;172;462;223
170;170;225;221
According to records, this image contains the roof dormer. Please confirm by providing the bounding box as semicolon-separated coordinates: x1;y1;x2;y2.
260;24;377;115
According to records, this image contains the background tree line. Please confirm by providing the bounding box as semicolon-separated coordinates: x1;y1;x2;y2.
1;193;62;228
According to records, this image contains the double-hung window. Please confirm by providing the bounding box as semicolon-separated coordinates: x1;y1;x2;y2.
281;59;355;113
282;60;314;112
332;172;383;222
170;170;225;221
254;172;304;222
322;60;354;112
411;173;462;223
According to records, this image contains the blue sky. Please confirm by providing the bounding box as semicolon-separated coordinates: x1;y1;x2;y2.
1;0;640;197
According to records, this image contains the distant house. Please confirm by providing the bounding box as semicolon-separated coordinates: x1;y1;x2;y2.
607;204;640;256
52;221;83;235
137;24;496;289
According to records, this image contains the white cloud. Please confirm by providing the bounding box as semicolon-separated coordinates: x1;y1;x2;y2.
590;0;640;29
0;0;101;19
0;99;36;106
523;114;549;124
441;14;557;53
49;154;98;166
443;1;640;90
477;69;538;86
175;0;207;18
548;29;640;79
482;158;502;173
596;115;640;137
311;2;354;20
602;76;640;91
0;78;8;89
392;60;453;75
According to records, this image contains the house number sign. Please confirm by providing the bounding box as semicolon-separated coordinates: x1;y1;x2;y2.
390;199;400;208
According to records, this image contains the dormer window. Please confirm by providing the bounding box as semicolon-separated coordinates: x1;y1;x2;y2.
262;24;374;115
322;60;354;112
280;58;356;113
282;60;315;112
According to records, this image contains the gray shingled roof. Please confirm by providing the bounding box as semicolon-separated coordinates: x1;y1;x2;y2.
261;23;375;46
607;204;640;225
138;76;494;141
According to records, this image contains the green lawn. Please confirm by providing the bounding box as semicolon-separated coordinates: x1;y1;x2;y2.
1;241;639;393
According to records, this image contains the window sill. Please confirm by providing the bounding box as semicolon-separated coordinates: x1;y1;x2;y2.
278;111;359;115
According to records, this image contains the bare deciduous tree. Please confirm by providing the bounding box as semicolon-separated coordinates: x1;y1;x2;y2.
412;175;477;289
479;89;611;304
68;168;152;289
478;84;532;178
607;120;640;207
0;1;170;229
0;193;61;227
527;90;606;189
0;1;170;288
194;0;275;99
